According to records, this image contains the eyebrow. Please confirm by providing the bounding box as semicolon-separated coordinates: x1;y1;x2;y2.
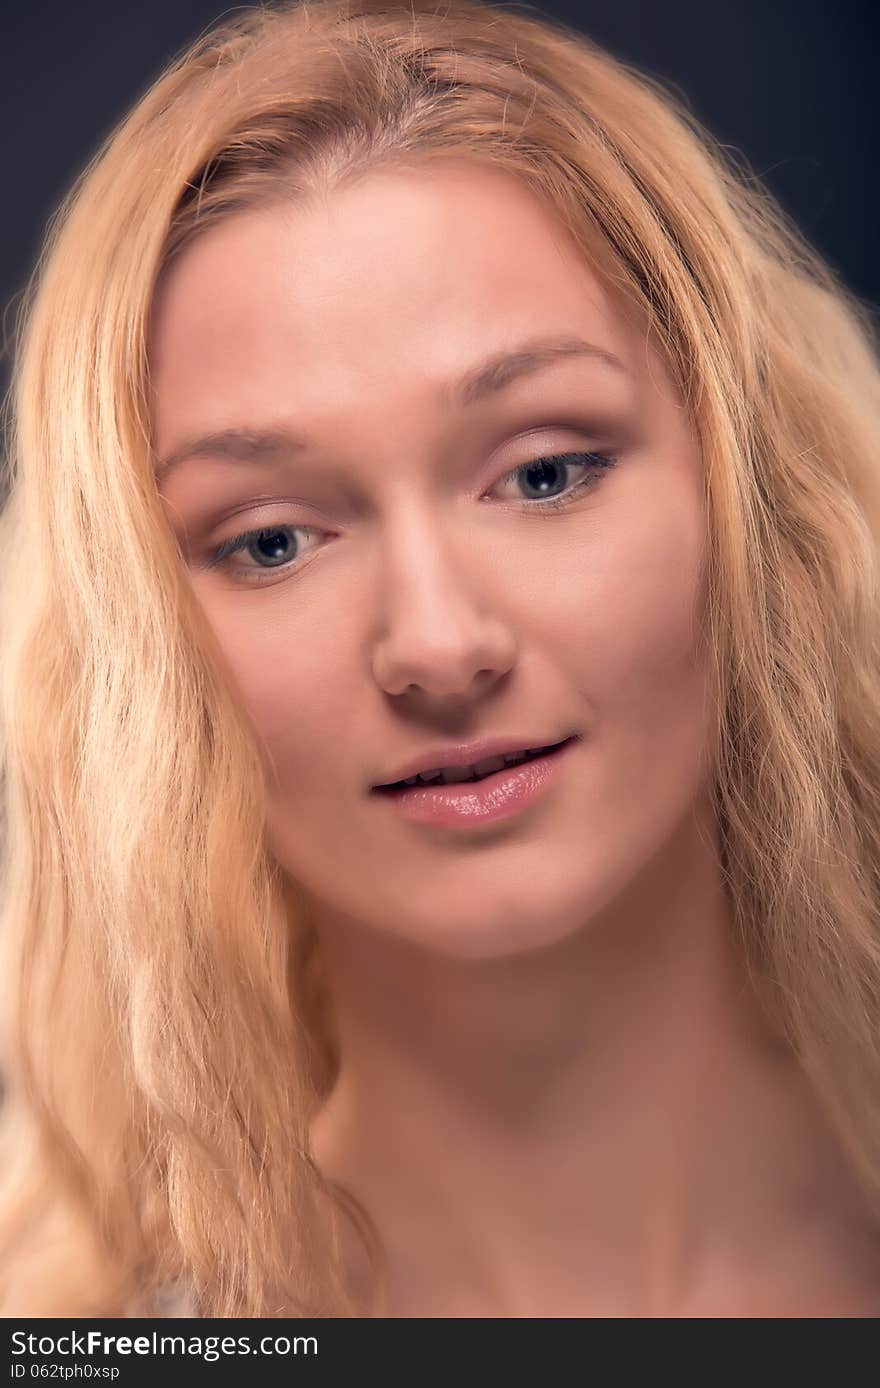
153;333;627;481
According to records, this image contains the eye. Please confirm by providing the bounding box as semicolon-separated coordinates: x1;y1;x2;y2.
200;449;619;587
489;450;618;511
202;523;321;586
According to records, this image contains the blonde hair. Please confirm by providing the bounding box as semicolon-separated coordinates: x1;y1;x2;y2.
1;0;880;1317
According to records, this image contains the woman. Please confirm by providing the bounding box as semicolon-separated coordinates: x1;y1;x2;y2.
1;0;879;1318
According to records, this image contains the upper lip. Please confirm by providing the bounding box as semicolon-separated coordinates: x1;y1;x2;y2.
372;733;575;788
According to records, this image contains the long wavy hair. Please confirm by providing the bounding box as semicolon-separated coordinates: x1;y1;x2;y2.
1;0;879;1317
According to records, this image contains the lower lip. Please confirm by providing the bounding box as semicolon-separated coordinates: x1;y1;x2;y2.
371;737;578;827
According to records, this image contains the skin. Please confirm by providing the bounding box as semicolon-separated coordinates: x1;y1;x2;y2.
149;162;880;1316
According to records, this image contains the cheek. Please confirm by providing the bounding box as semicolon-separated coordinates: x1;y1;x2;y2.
195;592;359;796
584;535;705;706
545;475;707;697
546;489;711;797
574;503;712;816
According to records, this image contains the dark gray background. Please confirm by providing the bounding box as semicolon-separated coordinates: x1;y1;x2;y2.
1;0;877;402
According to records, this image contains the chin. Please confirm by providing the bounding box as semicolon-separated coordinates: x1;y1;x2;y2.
389;893;595;962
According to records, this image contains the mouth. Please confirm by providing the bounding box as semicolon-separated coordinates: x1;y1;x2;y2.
372;735;577;795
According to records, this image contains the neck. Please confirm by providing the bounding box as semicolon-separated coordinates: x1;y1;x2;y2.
306;799;880;1315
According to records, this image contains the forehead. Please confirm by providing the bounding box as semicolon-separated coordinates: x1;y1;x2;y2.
147;164;669;461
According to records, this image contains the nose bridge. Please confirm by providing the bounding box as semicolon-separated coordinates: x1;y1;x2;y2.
370;492;516;698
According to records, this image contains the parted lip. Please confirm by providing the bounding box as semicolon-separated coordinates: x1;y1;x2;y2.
371;733;575;788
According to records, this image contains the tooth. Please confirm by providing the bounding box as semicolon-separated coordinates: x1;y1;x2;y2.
440;766;476;783
408;749;545;786
473;755;507;776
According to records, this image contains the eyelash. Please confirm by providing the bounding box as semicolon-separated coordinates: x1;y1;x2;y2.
203;450;618;586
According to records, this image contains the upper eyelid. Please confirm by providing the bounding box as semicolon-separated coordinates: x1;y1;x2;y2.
208;443;617;526
163;402;630;506
202;451;615;581
212;452;610;552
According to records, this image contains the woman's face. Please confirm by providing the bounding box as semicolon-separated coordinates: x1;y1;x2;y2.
150;161;712;959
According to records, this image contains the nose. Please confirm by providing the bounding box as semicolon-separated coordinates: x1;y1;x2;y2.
370;518;517;703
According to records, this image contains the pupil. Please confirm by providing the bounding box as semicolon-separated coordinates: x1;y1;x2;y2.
522;459;565;498
254;530;294;565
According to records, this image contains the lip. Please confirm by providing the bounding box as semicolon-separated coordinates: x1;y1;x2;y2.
370;735;578;827
372;733;576;788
